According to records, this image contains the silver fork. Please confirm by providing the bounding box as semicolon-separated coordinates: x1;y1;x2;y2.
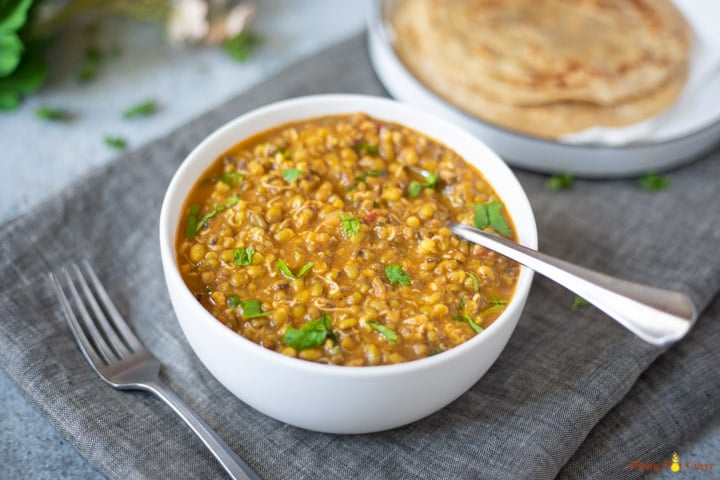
50;261;261;480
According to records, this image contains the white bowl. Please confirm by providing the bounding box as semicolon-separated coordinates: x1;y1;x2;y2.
159;94;537;434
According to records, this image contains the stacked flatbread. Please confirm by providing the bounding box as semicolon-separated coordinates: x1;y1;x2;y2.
392;0;692;139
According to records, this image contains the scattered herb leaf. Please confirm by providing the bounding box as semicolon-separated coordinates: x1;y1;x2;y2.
185;204;201;239
471;201;511;237
218;172;244;185
35;107;73;122
368;320;398;343
472;203;489;229
638;172;670;191
103;135;126;149
223;31;261;62
546;173;574;191
340;214;361;238
282;168;302;182
276;258;314;279
572;296;590;311
465;272;480;293
385;264;412;286
466;316;484;333
232;247;254;266
226;294;241;308
123;100;157;118
240;299;273;318
352;142;379;155
282;313;333;350
355;169;386;183
186;196;240;238
408;172;439;198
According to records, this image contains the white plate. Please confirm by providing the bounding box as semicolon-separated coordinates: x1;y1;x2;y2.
367;0;720;178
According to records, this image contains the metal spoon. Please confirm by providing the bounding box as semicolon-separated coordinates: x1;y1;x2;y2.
451;223;697;346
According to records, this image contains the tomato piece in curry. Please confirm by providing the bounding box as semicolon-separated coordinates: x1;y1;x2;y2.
176;113;519;366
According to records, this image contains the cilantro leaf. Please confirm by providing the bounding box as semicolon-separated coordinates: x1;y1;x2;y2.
123;100;158;118
232;247;254;266
104;135;126;149
240;299;273;318
0;33;23;76
218;172;244;185
282;168;302;182
385;264;412;286
276;258;314;279
226;294;241;308
185;204;201;239
352;142;379;154
466;316;484;333
368;320;398;343
355;169;386;183
465;272;480;292
223;31;261;62
487;201;512;237
340;214;361;238
186;196;240;238
0;54;46;110
35;107;73;122
572;296;590;311
282;313;333;350
471;201;511;237
638;172;670;191
408;172;439;198
546;173;574;191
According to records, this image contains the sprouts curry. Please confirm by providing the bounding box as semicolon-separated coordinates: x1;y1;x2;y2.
176;113;519;366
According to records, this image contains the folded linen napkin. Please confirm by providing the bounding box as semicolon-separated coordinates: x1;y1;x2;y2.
0;34;718;480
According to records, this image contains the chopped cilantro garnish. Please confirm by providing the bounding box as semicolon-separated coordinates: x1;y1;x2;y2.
185;204;201;239
466;316;484;333
103;135;126;149
572;296;590;311
223;31;261;62
353;142;379;154
408;172;439;198
546;173;574;191
276;258;314;279
35;107;73;122
232;247;254;266
385;264;412;286
465;272;480;292
368;320;398;343
123;100;157;118
340;214;361;238
638;172;670;191
185;196;240;239
226;294;241;308
282;313;334;350
471;201;511;237
282;168;303;182
240;299;273;318
218;172;244;185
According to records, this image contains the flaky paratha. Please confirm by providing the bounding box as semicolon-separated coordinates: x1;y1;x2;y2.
392;0;692;138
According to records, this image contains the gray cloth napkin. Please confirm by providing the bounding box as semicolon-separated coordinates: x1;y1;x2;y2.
1;34;719;480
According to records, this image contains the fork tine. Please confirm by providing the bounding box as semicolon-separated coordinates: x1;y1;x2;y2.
63;267;118;364
71;263;132;358
80;260;144;352
49;271;107;369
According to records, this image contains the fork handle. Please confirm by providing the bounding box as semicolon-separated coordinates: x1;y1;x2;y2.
142;380;261;480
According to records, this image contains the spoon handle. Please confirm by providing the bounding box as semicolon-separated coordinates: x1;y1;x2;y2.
451;224;697;346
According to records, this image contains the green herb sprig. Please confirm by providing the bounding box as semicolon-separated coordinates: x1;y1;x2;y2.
546;173;574;191
35;107;73;122
408;172;439;198
638;172;670;191
104;135;126;149
185;195;240;238
385;264;412;286
276;258;313;280
368;320;398;343
340;214;361;238
282;313;334;350
232;247;254;266
123;100;158;119
281;168;302;182
471;200;512;237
